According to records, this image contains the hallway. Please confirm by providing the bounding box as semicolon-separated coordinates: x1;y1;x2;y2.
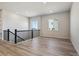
0;37;77;56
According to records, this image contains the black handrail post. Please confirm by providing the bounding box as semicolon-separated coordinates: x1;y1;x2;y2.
15;29;17;44
31;29;33;39
7;29;9;41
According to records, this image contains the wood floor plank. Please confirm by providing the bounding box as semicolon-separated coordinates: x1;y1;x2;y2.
0;37;78;56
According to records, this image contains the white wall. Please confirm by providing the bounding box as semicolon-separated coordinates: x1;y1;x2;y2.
40;11;70;39
0;10;2;33
70;3;79;54
1;10;29;40
2;10;29;31
0;10;2;39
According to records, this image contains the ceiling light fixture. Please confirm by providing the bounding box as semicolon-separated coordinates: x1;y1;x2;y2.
43;2;47;4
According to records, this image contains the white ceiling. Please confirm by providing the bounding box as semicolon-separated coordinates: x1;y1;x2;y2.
0;2;72;17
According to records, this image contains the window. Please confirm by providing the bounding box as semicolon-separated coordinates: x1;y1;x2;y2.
48;19;58;31
32;19;38;30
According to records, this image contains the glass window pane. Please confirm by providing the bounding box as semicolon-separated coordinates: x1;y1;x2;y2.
48;19;58;31
32;19;38;30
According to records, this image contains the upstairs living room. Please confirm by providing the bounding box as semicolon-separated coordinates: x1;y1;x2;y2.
0;2;79;56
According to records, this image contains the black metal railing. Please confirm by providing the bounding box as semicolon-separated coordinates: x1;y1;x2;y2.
4;29;40;44
17;30;33;40
7;29;25;44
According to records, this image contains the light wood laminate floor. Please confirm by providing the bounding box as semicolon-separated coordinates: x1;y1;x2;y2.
0;37;78;56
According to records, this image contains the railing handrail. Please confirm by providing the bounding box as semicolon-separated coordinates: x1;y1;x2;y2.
7;29;25;44
9;30;25;41
17;30;32;32
17;30;40;32
5;29;40;44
